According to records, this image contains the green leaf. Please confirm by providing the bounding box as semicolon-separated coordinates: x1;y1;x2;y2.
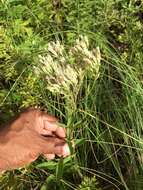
74;138;85;146
36;161;57;170
40;174;56;190
56;157;63;181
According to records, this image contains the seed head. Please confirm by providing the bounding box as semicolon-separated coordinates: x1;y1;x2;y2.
35;36;101;96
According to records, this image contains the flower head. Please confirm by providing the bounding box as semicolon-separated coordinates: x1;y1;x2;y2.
35;36;101;96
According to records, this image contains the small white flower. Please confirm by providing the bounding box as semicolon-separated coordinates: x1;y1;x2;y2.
35;36;101;96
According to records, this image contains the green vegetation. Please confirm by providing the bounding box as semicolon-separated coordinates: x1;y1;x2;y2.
0;0;143;189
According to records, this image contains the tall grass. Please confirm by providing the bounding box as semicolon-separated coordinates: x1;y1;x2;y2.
0;0;143;189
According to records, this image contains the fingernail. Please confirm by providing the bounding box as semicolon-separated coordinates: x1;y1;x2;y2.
62;144;70;157
55;144;70;157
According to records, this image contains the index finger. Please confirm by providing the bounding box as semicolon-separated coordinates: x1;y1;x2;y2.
42;114;66;138
41;112;58;122
43;121;66;138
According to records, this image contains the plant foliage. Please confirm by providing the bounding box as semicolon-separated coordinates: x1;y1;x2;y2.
0;0;143;189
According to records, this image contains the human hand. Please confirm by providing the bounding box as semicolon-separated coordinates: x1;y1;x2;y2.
0;108;70;172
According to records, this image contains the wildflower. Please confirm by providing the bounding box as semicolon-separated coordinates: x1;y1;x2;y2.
70;36;101;75
35;36;101;96
48;41;64;57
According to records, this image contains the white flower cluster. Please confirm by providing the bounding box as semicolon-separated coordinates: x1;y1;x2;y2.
35;36;101;95
70;36;101;77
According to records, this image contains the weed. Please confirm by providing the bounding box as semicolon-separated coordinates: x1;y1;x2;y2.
0;0;143;189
